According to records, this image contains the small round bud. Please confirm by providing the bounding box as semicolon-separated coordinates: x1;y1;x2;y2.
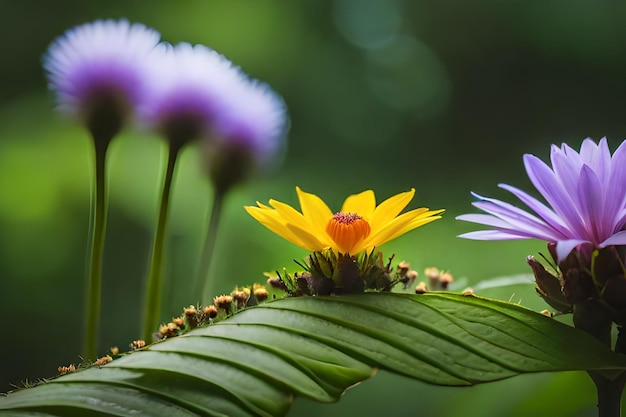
94;355;113;366
439;272;454;290
214;295;234;314
231;289;250;309
425;267;441;289
267;277;288;291
254;287;269;302
57;364;76;375
184;305;199;328
424;267;440;279
415;282;428;294
203;305;218;319
130;339;146;350
397;261;411;274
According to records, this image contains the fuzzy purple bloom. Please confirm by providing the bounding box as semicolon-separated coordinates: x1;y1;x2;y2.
213;77;288;167
43;19;160;138
140;43;246;148
204;76;288;193
457;138;626;261
141;42;288;162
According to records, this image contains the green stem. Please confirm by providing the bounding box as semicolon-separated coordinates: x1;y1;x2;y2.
590;372;626;417
197;189;226;304
142;143;181;341
574;301;625;417
84;140;109;360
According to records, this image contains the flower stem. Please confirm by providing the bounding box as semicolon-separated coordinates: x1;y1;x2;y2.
197;189;226;304
574;301;625;417
142;143;181;341
84;140;109;360
590;372;626;417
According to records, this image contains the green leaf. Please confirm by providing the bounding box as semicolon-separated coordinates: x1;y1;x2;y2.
1;293;624;417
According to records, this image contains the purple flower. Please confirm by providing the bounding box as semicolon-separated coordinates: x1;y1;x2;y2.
141;43;246;148
212;77;288;167
203;76;288;193
43;19;160;141
457;138;626;261
142;41;288;161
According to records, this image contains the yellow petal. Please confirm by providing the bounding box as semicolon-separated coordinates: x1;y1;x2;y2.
286;223;329;251
255;201;272;209
244;205;308;248
245;187;443;256
407;215;443;229
341;190;376;219
296;186;333;237
369;189;416;231
360;207;441;252
408;209;445;227
269;199;310;228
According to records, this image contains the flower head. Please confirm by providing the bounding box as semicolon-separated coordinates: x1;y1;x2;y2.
140;42;288;190
457;138;626;261
141;43;245;149
43;19;160;142
212;78;288;166
204;76;288;193
245;187;444;255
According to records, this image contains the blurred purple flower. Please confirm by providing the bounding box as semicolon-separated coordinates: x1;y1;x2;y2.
43;19;160;141
142;42;288;162
141;43;246;149
457;138;626;261
203;75;288;193
212;77;288;167
139;41;288;192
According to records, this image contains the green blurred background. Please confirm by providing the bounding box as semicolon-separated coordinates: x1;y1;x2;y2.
2;1;626;415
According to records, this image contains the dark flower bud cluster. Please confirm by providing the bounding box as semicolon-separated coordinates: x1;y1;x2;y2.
267;252;434;296
529;243;626;349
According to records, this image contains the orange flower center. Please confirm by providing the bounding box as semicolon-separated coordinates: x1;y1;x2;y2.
326;212;371;254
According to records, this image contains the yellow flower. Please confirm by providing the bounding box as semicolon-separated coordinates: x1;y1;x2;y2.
245;187;444;255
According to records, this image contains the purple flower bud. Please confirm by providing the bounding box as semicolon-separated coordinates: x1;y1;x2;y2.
141;41;289;185
43;19;160;144
205;75;288;193
140;43;245;149
213;78;289;167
